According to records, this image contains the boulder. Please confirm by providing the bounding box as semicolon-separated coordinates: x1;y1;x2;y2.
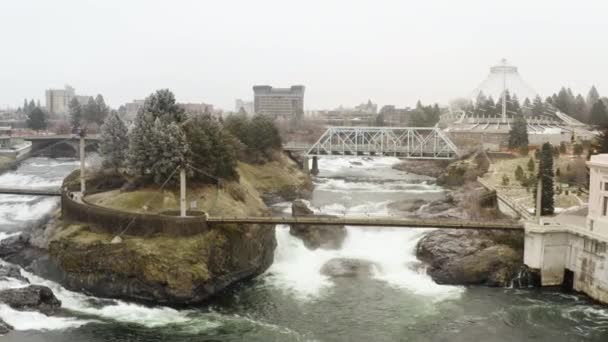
290;200;347;250
320;258;377;278
0;285;62;315
0;264;29;283
0;318;12;335
416;229;523;286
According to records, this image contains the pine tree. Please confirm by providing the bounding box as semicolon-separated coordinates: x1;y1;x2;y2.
94;94;109;125
508;114;528;150
68;98;82;131
502;175;510;186
23;99;29;114
148;120;190;185
127;89;187;178
515;165;524;181
532;95;544;117
83;97;97;125
594;130;608;154
27;107;47;131
573;143;584;156
559;142;567;154
574;94;587;122
533;143;555;216
589;100;608;126
527;157;535;172
184;114;238;182
587;86;600;107
99;112;129;172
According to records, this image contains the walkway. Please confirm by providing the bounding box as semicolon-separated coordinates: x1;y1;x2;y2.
207;216;523;230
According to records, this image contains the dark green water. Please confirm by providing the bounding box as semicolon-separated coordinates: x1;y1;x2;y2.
1;157;608;341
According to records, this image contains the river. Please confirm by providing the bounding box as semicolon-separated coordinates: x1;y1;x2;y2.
1;157;608;341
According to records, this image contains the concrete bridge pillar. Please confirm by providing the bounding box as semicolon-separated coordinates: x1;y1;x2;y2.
311;156;319;175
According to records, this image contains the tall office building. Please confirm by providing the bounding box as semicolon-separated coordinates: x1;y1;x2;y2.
45;85;90;115
253;85;305;119
235;99;254;115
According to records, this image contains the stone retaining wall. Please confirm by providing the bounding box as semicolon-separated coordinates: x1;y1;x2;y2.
61;191;208;237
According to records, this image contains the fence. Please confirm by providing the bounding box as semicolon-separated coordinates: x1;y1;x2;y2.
61;191;209;237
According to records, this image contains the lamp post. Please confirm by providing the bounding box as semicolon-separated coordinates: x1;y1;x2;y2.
78;128;86;194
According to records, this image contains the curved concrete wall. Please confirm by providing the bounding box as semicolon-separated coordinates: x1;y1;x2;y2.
61;191;208;237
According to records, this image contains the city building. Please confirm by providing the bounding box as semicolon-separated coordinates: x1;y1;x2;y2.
124;100;145;119
45;85;90;116
524;154;608;303
181;102;214;115
0;126;31;159
253;85;305;119
235;99;254;115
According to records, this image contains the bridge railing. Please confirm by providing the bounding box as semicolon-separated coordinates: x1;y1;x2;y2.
477;177;533;220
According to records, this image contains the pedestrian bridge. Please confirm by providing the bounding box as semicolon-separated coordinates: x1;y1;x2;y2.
0;188;61;196
207;216;523;230
284;126;460;159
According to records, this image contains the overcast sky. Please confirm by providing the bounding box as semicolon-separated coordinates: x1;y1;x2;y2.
1;0;607;111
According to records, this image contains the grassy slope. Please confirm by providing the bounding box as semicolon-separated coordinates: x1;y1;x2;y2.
482;155;588;210
85;153;309;217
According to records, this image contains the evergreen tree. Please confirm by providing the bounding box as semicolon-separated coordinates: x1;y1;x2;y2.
527;157;535;172
587;86;600;107
502;175;510;186
148;120;190;185
23;99;28;114
532;95;544;117
99;112;129;172
139;89;186;124
27;107;47;131
68;98;82;131
533;143;555;216
28;100;36;114
127;89;187;178
594;130;608;154
248;114;282;157
573;143;584;156
184;114;239;182
574;94;587;122
559;142;567;154
508;113;528;150
83;97;97;125
515;165;524;181
94;94;109;124
589;100;608;126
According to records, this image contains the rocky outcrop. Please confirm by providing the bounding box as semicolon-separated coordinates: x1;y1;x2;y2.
320;258;377;278
392;160;450;178
47;222;275;305
436;151;489;187
0;264;28;283
0;285;61;315
0;318;12;335
290;200;347;250
416;229;523;286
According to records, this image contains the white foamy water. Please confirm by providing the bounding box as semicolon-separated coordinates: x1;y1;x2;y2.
266;157;463;300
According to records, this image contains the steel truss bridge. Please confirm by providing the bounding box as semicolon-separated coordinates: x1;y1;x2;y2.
296;126;460;159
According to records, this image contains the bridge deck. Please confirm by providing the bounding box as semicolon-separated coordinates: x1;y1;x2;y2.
207;216;523;230
0;188;61;196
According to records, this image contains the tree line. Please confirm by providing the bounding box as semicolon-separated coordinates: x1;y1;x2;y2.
462;86;607;125
99;89;282;186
